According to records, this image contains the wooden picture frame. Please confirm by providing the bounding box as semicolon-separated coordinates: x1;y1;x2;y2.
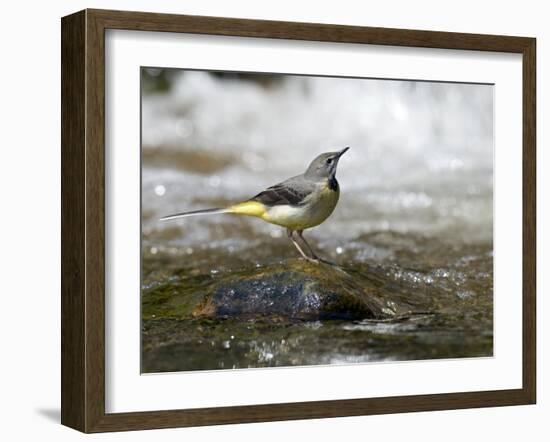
61;8;536;433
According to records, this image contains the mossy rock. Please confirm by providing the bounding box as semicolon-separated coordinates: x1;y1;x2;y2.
142;259;423;321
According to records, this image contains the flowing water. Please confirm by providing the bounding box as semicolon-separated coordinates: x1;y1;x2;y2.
141;69;493;373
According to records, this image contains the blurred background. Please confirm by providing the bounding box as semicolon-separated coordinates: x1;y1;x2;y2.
142;69;492;259
141;68;493;372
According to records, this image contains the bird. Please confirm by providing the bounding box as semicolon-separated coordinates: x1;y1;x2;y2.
160;147;350;262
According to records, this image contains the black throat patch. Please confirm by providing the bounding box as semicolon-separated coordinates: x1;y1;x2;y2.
328;176;339;191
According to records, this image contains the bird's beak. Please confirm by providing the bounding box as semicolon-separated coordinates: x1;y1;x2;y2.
336;146;350;158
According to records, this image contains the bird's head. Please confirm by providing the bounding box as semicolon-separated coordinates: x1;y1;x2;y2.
304;147;350;180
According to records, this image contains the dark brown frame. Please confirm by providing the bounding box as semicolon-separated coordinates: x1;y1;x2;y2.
61;8;536;433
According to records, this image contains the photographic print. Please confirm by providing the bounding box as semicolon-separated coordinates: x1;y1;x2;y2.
140;68;493;373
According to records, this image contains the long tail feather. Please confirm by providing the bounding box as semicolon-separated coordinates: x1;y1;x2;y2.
160;200;267;222
160;207;228;221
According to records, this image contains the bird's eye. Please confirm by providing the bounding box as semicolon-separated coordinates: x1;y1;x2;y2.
326;158;333;165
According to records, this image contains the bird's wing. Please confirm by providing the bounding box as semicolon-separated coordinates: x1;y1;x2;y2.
251;175;314;207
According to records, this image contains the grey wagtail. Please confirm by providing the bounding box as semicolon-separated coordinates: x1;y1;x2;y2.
161;147;350;262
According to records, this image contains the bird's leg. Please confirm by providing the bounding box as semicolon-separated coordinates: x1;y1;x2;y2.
287;228;317;262
296;230;320;260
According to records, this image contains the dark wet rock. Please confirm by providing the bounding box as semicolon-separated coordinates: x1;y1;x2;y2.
196;261;384;319
140;253;492;372
143;259;429;321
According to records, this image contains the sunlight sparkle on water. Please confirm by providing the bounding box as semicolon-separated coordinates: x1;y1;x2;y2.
154;184;166;197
